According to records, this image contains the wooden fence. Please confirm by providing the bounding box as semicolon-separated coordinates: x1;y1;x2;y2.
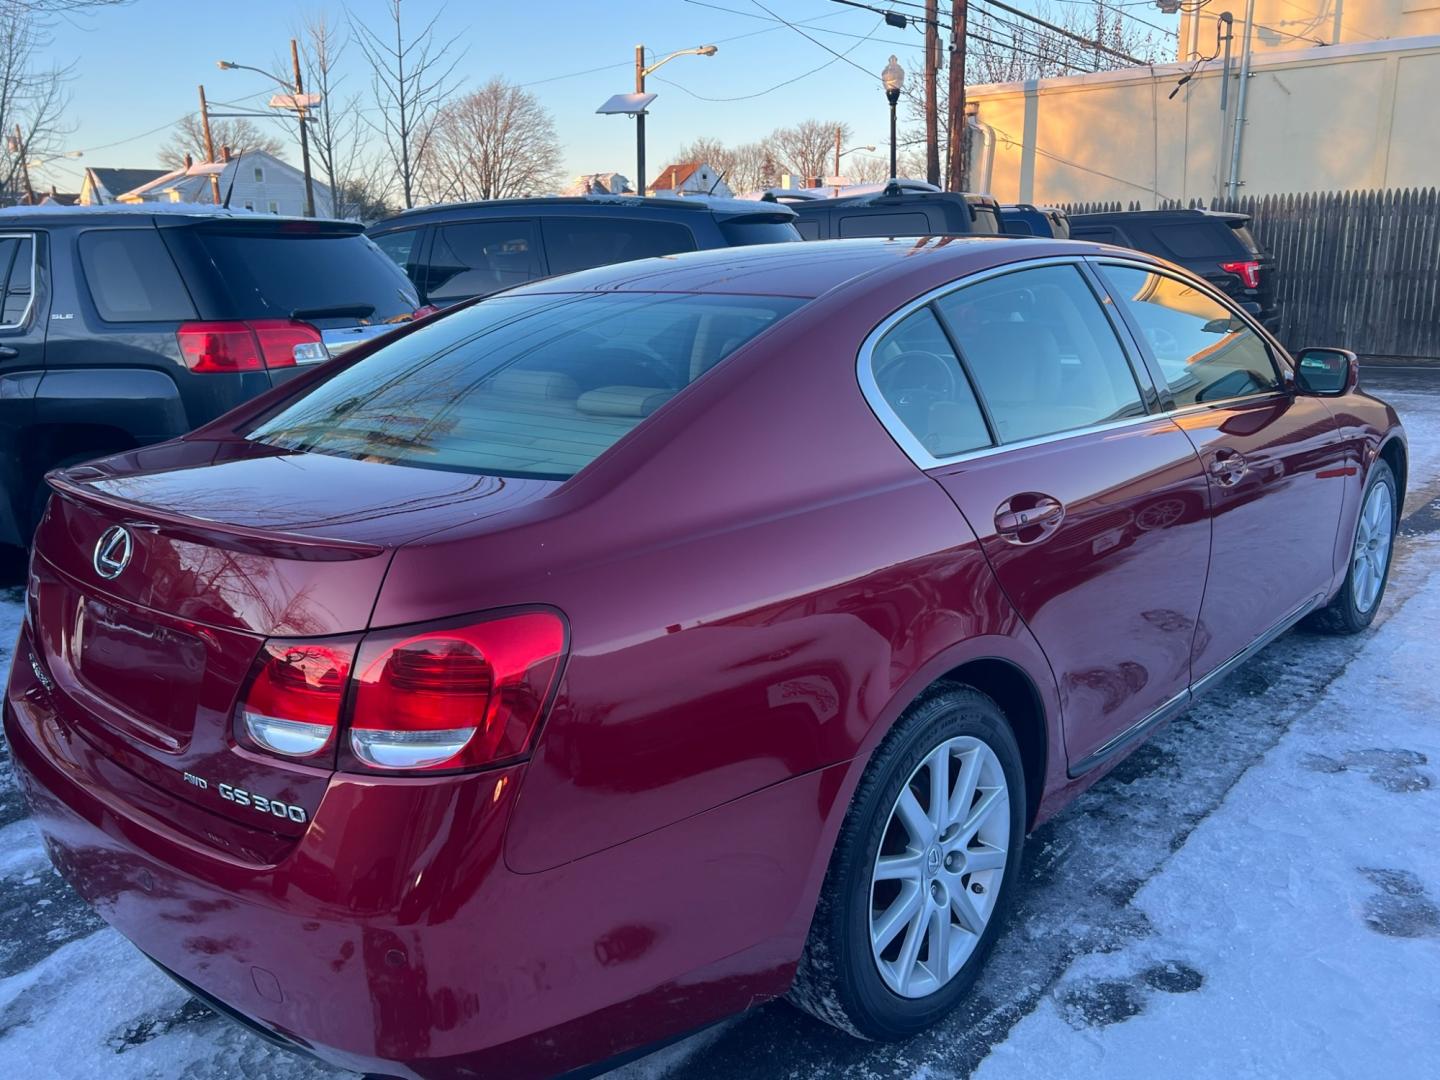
1062;189;1440;361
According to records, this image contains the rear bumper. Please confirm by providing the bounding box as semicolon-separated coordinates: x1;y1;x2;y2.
5;625;831;1077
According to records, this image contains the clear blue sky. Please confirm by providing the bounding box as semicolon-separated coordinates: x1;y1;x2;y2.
37;0;1178;192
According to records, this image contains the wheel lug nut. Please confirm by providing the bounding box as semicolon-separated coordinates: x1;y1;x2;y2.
971;881;985;895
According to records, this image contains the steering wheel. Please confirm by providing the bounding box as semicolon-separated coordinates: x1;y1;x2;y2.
879;350;960;412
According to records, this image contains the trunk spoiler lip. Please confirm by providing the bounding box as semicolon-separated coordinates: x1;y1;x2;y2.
46;468;387;563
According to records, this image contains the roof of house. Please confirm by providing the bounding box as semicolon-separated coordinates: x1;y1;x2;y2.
85;167;169;196
649;162;702;191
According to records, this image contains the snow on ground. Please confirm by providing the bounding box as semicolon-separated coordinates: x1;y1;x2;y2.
0;373;1435;1078
973;541;1440;1080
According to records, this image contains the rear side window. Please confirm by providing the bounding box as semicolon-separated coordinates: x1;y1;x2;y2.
1098;264;1279;406
1071;225;1125;246
425;221;542;304
1152;223;1232;260
248;292;804;479
1003;218;1036;236
936;264;1146;443
541;218;697;276
838;212;930;238
78;229;196;322
0;234;35;326
969;206;1001;235
795;219;824;241
371;227;424;285
869;307;991;459
189;229;418;320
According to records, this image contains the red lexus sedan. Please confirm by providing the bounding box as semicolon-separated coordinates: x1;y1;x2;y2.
5;238;1404;1078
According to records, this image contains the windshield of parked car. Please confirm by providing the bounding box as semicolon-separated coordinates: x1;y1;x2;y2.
247;291;805;479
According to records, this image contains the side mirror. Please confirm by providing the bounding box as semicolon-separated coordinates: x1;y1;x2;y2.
1294;347;1359;396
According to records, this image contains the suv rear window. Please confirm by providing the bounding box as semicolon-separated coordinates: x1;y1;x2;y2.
1152;223;1234;260
248;291;804;479
541;218;697;276
79;229;197;322
718;218;801;246
190;229;419;320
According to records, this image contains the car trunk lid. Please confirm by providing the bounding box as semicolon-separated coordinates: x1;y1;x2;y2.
29;440;559;841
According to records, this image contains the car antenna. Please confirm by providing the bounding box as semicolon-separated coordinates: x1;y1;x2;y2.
708;169;728;196
222;147;244;210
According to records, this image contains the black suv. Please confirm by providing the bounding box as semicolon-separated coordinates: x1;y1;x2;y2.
767;184;1003;240
1068;209;1277;327
366;196;801;306
0;206;420;553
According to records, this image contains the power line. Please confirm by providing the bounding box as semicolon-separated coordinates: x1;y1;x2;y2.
973;0;1150;64
748;0;885;82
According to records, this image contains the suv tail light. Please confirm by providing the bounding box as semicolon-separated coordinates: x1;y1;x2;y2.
1220;260;1261;289
178;320;325;373
233;610;566;774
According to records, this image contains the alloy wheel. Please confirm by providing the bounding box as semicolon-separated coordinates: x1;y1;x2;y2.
869;736;1010;999
1352;480;1394;614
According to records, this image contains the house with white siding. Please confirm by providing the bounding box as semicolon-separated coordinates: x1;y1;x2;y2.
116;151;333;217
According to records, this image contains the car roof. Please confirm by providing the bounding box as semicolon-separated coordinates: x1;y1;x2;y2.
505;236;1130;300
776;188;998;211
1070;208;1249;225
371;194;795;228
0;203;361;231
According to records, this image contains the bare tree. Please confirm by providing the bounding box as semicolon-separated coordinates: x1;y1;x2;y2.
0;6;73;203
418;78;562;203
351;0;462;209
769;120;850;184
845;154;892;185
161;114;286;169
297;12;376;219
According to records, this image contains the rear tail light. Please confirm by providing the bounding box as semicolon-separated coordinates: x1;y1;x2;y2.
177;319;325;373
1220;260;1261;289
236;637;358;760
347;611;566;772
233;610;566;774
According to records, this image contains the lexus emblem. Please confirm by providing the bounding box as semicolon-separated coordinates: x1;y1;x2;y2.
92;525;133;580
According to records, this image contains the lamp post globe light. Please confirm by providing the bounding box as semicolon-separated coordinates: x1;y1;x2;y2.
882;55;905;180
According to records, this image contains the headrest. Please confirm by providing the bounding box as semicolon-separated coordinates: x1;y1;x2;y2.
575;385;678;418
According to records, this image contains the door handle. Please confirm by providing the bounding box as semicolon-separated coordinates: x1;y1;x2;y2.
0;346;17;360
995;494;1065;542
1208;450;1249;486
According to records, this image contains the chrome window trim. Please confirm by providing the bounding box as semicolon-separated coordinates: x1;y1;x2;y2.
0;231;37;331
856;254;1160;472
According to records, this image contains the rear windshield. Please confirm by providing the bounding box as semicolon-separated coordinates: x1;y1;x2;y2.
192;230;419;320
719;218;802;246
248;291;805;479
1228;222;1262;254
1152;222;1238;260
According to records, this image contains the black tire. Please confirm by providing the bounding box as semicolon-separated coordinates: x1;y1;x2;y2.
788;684;1025;1040
1307;461;1397;635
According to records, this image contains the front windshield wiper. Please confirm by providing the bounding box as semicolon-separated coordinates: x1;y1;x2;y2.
291;303;377;320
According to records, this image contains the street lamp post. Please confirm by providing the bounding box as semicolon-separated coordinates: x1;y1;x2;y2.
217;41;318;217
882;56;906;180
628;44;716;194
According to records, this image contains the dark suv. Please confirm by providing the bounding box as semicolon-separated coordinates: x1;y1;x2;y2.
366;196;801;306
1068;209;1277;328
0;205;420;553
768;184;1003;240
1000;204;1070;238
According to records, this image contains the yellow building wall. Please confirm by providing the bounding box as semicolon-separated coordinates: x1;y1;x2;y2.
968;39;1440;207
1181;0;1440;60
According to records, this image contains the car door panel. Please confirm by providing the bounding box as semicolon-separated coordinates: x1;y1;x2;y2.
0;230;46;545
1171;394;1345;678
932;420;1210;765
1094;260;1347;681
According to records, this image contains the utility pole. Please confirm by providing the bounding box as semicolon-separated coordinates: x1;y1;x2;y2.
290;38;316;217
1225;0;1256;201
635;44;647;195
945;0;968;190
197;85;221;204
11;125;35;205
834;124;842;183
924;0;940;188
